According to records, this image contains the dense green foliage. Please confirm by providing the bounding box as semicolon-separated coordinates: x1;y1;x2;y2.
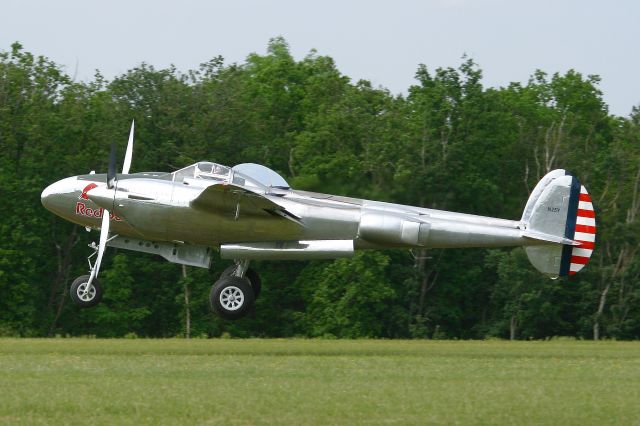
2;339;640;424
1;38;639;339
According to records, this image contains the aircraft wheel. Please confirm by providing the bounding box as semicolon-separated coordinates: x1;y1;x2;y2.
69;275;103;308
210;276;254;320
221;266;262;299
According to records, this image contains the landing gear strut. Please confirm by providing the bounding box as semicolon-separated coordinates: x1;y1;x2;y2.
210;260;261;320
69;236;115;308
221;263;262;299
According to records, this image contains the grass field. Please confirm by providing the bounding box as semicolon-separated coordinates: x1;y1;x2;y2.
0;339;639;425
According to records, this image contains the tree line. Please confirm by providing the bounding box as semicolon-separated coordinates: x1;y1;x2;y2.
1;38;638;339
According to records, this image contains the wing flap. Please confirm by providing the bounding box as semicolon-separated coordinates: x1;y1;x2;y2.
190;184;302;224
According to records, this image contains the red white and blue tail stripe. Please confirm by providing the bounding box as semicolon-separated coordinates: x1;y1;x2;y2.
560;182;596;276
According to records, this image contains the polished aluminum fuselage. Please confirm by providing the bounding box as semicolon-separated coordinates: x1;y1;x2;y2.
41;170;538;258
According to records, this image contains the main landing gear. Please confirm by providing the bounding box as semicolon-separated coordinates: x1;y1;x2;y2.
68;237;261;321
210;260;261;320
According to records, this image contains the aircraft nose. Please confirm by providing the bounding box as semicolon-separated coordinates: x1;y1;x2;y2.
41;177;77;211
41;182;57;210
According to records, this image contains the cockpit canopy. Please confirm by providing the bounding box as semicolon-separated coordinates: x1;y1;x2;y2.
172;162;231;183
231;163;290;189
172;161;290;190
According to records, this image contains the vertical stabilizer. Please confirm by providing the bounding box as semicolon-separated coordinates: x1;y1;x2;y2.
522;171;596;278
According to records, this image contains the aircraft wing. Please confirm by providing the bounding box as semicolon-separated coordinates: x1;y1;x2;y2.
190;183;302;224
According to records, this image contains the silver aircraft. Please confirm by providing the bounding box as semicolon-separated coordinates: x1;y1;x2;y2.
41;122;597;319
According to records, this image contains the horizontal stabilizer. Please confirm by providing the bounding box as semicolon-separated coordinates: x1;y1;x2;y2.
522;230;580;246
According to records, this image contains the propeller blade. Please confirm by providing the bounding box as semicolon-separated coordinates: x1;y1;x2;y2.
107;142;117;189
121;119;134;175
87;120;133;285
87;210;110;286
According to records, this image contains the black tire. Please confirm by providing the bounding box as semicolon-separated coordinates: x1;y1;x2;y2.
210;276;254;320
221;266;262;299
69;275;103;308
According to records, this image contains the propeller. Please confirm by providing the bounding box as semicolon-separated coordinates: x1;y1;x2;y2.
107;142;117;189
122;120;134;175
87;120;135;286
87;213;110;286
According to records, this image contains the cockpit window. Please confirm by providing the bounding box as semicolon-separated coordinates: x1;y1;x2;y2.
232;175;246;186
231;163;290;188
172;162;231;183
173;165;197;182
196;162;213;174
196;162;230;180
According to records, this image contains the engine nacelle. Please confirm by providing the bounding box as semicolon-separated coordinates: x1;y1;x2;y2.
358;212;430;247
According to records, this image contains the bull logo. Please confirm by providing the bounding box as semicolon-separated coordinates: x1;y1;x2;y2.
79;183;98;200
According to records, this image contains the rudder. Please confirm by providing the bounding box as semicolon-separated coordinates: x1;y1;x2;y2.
565;184;596;275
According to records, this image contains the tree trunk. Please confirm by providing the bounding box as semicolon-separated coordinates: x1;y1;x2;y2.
593;281;610;341
48;225;78;335
415;249;438;317
182;265;191;339
48;225;78;309
509;315;517;341
417;249;428;316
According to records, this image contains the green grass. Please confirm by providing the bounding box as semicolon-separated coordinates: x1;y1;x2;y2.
0;339;639;425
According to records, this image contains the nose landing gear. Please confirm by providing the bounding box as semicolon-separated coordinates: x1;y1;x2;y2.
69;275;103;308
69;238;113;308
